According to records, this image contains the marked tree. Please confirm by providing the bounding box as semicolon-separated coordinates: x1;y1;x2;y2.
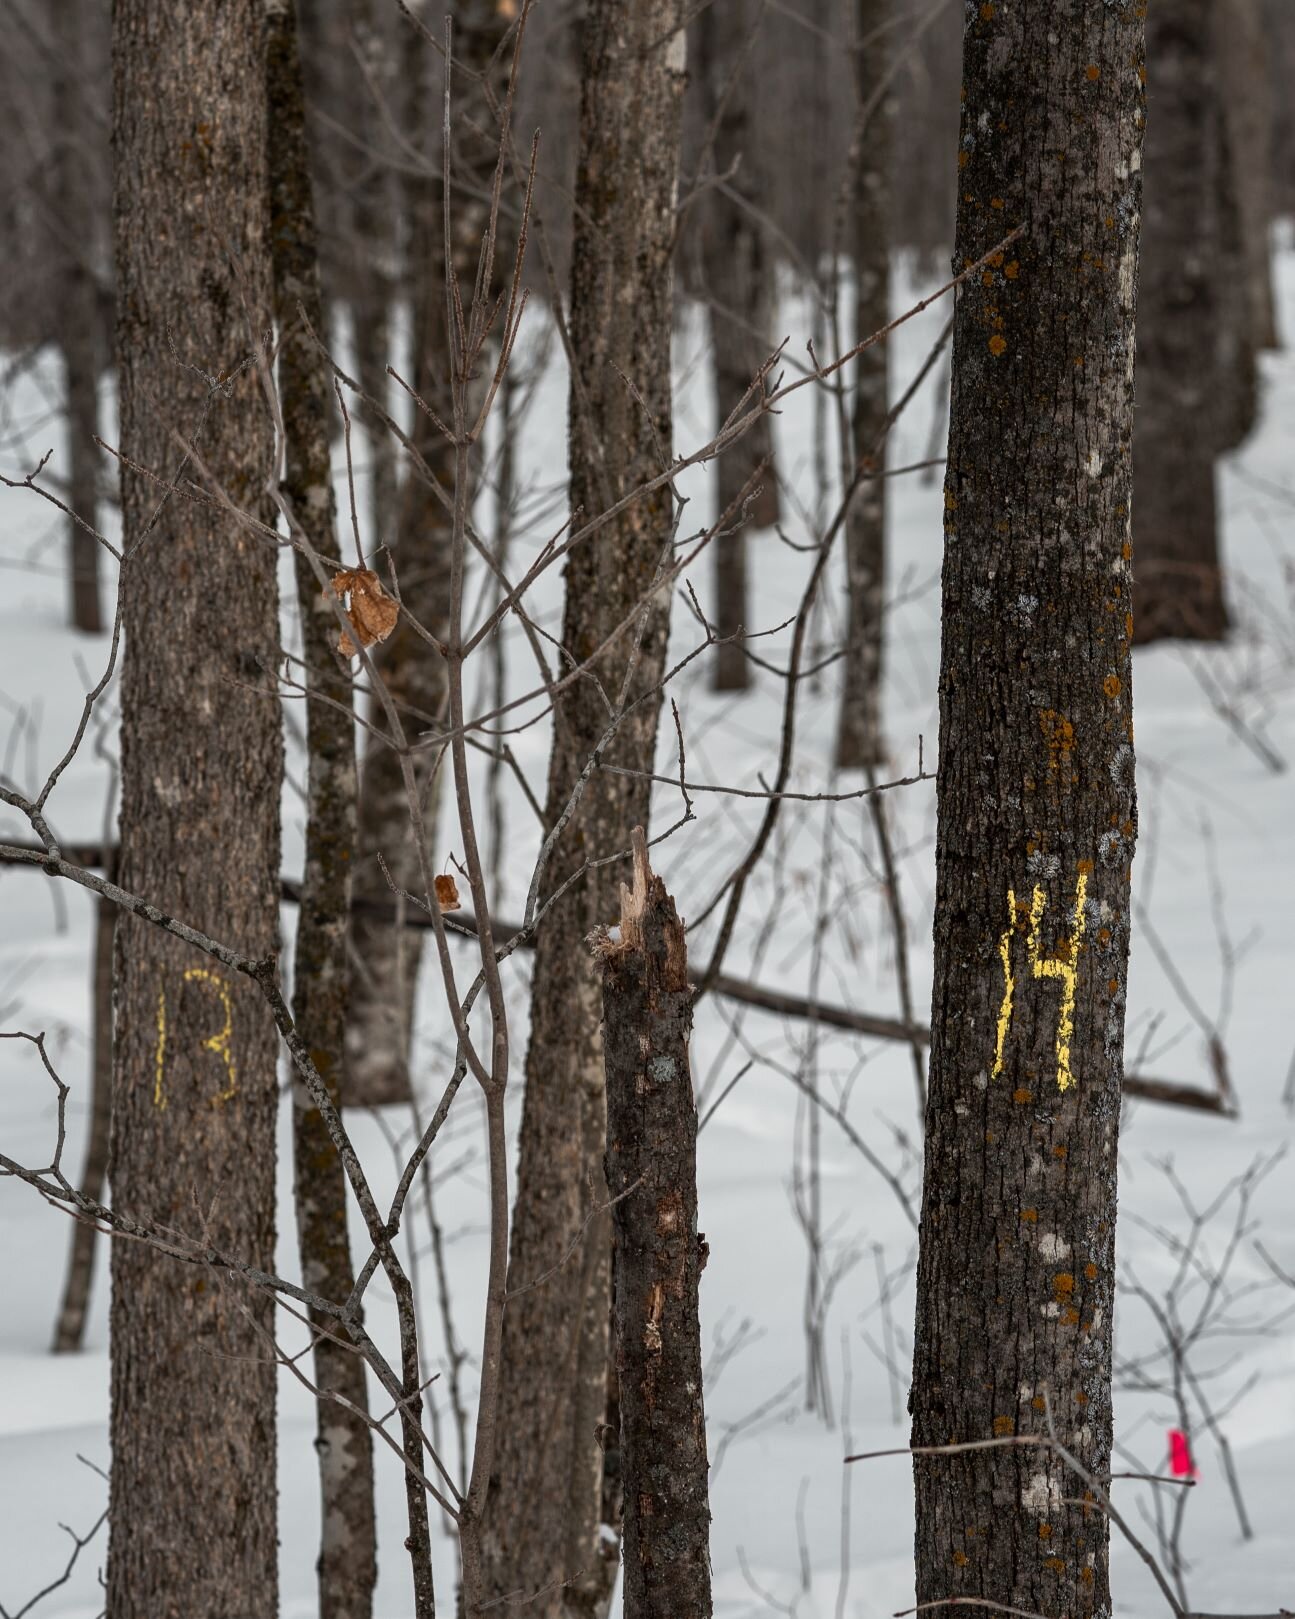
107;2;283;1615
482;1;688;1610
911;8;1143;1619
1133;0;1227;644
266;1;379;1613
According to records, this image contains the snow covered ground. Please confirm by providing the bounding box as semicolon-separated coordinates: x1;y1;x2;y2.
2;242;1293;1616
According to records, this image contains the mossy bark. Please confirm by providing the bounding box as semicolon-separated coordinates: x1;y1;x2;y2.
482;4;687;1612
108;3;283;1612
266;5;381;1616
911;6;1144;1619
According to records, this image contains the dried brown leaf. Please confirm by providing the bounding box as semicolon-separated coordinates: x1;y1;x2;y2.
434;874;462;912
331;567;399;658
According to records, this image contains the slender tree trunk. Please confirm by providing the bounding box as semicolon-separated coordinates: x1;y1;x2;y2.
52;891;114;1352
482;5;687;1612
1218;0;1278;355
911;11;1143;1619
57;0;103;635
596;830;712;1619
1133;1;1228;645
346;0;514;1107
266;6;380;1617
107;4;283;1615
696;0;780;693
835;0;892;770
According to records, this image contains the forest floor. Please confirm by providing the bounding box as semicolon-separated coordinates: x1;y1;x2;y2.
2;241;1293;1616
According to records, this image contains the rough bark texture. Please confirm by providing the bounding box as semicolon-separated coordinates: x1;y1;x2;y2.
596;832;712;1619
57;0;104;635
346;0;514;1107
482;5;687;1612
266;5;380;1617
1133;0;1228;645
911;9;1143;1619
107;4;283;1615
836;0;892;770
694;0;780;693
52;892;114;1352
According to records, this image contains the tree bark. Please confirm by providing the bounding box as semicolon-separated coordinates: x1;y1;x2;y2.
57;0;104;635
266;5;381;1617
1217;0;1278;355
346;0;514;1107
482;5;687;1613
107;4;283;1615
911;11;1143;1619
1133;0;1228;645
695;0;780;693
52;892;114;1352
835;0;893;770
595;829;712;1619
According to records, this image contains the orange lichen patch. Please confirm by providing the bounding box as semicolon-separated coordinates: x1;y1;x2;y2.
1108;978;1119;994
993;1415;1015;1436
953;1550;969;1568
1039;710;1076;781
1004;259;1020;279
979;0;994;15
991;196;1006;210
985;1131;997;1145
1021;1208;1039;1224
1031;1395;1047;1411
1077;858;1094;876
988;334;1008;357
1122;821;1134;838
1062;1306;1081;1326
1013;1087;1033;1104
1084;1262;1098;1280
1122;540;1133;560
990;252;1005;267
1038;1523;1053;1540
1085;63;1101;80
1052;1144;1068;1159
1076;1391;1089;1406
982;271;995;287
1103;674;1122;699
1044;1557;1066;1575
959;149;970;169
1053;1273;1076;1298
1098;927;1111;944
945;491;958;511
1081;1566;1095;1586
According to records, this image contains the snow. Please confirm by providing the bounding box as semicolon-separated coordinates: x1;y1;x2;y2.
2;245;1294;1616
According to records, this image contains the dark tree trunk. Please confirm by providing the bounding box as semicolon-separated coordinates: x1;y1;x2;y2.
52;892;114;1352
57;0;104;635
836;0;893;770
482;4;687;1612
596;830;712;1619
107;4;283;1615
695;0;780;693
1133;0;1228;645
1218;0;1278;355
266;5;380;1617
911;11;1143;1619
346;0;514;1107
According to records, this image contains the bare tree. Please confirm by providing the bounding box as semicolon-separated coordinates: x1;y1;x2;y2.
835;0;894;769
595;829;712;1619
482;2;689;1610
106;1;284;1612
911;11;1144;1619
266;0;379;1612
1133;0;1227;645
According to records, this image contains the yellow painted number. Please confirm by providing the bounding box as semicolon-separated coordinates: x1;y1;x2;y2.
992;866;1089;1092
153;968;238;1110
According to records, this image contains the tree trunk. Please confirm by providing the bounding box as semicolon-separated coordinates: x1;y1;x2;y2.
911;11;1143;1619
482;5;687;1612
51;892;114;1352
1217;0;1278;355
57;0;104;635
266;5;380;1617
595;830;712;1619
835;0;893;770
346;0;513;1108
696;0;780;693
1133;1;1228;645
107;4;283;1615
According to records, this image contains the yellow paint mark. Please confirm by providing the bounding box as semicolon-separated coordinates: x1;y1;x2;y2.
153;968;237;1110
1027;870;1089;1091
992;889;1018;1079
